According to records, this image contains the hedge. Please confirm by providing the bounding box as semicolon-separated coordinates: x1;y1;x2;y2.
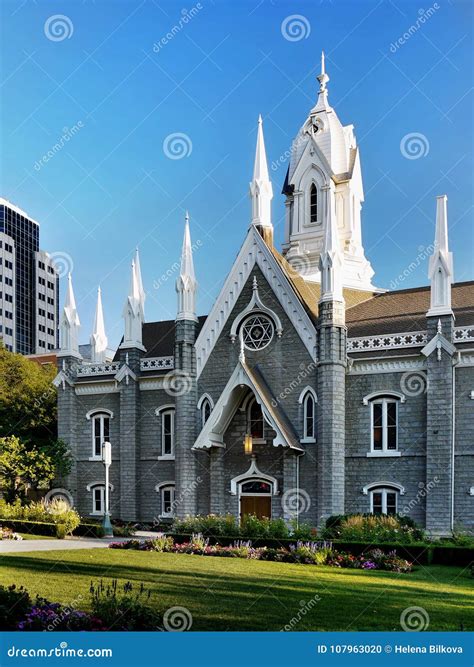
166;533;473;567
0;519;105;539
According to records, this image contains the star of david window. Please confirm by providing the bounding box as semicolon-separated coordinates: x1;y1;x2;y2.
241;314;274;351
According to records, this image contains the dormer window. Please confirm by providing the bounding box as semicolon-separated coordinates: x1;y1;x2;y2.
310;183;318;224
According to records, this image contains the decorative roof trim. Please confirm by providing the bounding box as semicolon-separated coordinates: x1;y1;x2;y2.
229;276;283;342
195;227;316;377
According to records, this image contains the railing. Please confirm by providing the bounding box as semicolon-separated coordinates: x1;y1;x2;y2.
140;356;174;371
347;331;427;352
453;326;474;342
76;362;120;377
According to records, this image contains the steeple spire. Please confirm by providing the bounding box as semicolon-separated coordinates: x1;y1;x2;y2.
176;211;198;322
134;247;146;318
59;273;81;358
90;286;108;363
315;50;330;110
427;195;453;317
120;256;145;350
319;185;344;304
250;115;273;240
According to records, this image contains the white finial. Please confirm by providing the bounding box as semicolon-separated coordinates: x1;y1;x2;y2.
427;195;453;317
120;256;145;350
176;211;198;322
90;286;108;363
250;115;273;231
134;247;146;318
437;319;442;334
253;276;258;291
59;273;81;358
317;50;329;94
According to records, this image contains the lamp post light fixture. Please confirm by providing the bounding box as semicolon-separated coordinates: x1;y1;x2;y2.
101;441;113;538
244;433;253;455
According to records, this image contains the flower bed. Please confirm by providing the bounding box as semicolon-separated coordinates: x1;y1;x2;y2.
0;526;23;541
108;534;413;573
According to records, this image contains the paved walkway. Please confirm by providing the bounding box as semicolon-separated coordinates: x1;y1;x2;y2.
0;531;160;554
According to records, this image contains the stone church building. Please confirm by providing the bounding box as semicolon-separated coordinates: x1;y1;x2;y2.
55;57;474;536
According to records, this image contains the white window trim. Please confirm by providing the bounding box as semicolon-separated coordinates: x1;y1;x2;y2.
197;393;214;429
305;181;320;226
368;397;399;455
155;481;176;518
87;411;112;461
157;407;175;460
86;482;114;516
362;481;405;495
298;387;317;443
369;487;399;515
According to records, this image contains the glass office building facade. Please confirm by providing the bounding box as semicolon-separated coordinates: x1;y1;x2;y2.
0;199;58;355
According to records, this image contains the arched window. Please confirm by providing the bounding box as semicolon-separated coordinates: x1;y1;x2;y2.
198;395;213;428
370;487;398;515
247;397;265;440
310;183;318;224
298;387;317;443
303;392;316;441
86;482;114;516
161;409;175;458
88;411;111;460
371;398;398;453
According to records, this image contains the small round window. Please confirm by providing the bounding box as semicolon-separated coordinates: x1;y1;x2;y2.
241;314;274;351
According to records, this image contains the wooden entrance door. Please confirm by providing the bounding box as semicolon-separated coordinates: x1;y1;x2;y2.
240;496;271;520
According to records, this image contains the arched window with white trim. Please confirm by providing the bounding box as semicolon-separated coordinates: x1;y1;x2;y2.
86;482;114;516
371;487;398;515
298;387;317;443
87;410;113;460
310;183;318;224
197;394;214;429
155;406;175;459
363;392;404;456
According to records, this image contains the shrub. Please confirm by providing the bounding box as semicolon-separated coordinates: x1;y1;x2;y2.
0;585;31;630
0;499;80;536
150;534;174;552
89;579;158;631
322;513;425;543
55;523;67;539
111;522;137;537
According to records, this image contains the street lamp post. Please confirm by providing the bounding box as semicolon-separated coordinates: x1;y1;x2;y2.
101;441;113;538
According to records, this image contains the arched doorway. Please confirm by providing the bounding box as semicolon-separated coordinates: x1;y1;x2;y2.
239;479;272;520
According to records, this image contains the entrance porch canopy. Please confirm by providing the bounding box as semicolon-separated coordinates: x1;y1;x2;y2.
192;360;303;452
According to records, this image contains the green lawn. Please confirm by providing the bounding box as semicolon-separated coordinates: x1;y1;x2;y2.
0;549;472;631
17;534;55;540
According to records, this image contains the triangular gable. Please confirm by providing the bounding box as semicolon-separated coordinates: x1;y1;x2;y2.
193;359;303;451
195;227;316;377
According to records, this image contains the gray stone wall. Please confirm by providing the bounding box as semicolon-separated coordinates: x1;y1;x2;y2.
454;365;474;530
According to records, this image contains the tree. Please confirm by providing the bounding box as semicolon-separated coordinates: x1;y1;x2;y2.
0;436;55;502
0;345;72;500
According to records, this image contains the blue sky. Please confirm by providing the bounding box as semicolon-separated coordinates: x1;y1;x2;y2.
1;0;473;348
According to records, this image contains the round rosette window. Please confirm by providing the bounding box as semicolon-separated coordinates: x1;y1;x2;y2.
241;314;274;351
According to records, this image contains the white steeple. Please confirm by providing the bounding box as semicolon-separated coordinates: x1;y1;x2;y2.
176;211;198;321
282;54;377;292
134;247;146;318
250;115;273;233
120;256;145;350
319;184;344;303
58;273;81;358
427;195;453;317
90;287;108;363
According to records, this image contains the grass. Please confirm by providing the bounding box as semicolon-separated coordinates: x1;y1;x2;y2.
0;549;472;631
16;533;55;540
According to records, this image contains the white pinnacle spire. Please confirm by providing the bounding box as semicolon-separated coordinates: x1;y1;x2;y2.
250;115;273;231
120;256;145;350
427;195;453;317
176;211;198;321
90;287;108;363
315;50;330;110
319;185;344;303
59;273;81;358
134;247;146;318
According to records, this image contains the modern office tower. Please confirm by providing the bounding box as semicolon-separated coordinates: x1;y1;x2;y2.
0;198;59;354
